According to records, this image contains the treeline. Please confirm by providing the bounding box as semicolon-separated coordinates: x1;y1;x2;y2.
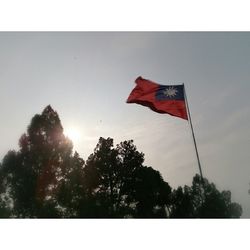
0;106;242;218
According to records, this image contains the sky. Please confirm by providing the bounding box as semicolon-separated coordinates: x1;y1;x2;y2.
0;32;250;217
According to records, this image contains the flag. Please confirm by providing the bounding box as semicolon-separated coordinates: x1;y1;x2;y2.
126;76;188;120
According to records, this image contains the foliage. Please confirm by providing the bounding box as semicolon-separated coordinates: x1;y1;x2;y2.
83;138;171;218
0;105;243;218
0;105;75;217
170;174;242;218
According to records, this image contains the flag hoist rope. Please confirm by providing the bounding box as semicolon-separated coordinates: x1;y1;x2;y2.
183;83;204;183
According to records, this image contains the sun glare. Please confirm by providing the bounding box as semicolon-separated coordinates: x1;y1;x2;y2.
64;127;81;144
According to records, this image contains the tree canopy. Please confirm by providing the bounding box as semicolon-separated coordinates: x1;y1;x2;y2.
0;105;242;218
170;174;242;218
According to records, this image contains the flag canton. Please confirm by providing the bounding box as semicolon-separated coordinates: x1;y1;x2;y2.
155;85;185;101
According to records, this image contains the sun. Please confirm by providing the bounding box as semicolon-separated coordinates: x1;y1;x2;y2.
64;127;81;144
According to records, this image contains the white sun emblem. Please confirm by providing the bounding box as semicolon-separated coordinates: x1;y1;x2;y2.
163;86;178;97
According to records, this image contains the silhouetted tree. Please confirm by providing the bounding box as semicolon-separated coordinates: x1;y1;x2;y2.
83;138;172;218
0;106;242;218
56;151;86;217
170;174;242;218
170;185;194;218
0;105;78;217
0;162;11;217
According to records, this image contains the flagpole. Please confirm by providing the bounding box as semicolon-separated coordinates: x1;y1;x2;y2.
183;83;204;182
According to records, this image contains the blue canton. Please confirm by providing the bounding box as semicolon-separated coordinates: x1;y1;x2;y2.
155;85;185;101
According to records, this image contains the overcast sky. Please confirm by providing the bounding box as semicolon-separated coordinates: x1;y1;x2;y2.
0;32;249;217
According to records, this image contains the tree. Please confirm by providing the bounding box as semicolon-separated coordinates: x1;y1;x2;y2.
0;162;11;217
0;107;172;218
170;174;242;218
170;185;194;218
0;105;242;218
56;151;86;217
0;105;79;217
83;138;172;218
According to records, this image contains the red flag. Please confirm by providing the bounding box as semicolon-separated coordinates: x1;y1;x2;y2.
127;76;188;120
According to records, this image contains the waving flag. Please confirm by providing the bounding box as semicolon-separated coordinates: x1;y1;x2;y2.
127;76;188;120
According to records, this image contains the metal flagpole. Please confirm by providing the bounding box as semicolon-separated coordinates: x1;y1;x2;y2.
183;83;204;182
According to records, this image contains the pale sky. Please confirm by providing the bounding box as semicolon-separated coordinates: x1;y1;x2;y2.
0;32;249;217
